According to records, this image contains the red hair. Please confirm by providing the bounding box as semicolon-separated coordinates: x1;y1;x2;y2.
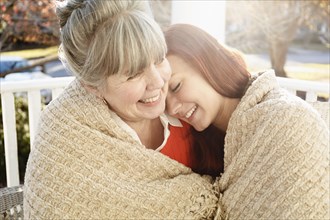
165;24;250;98
164;24;251;176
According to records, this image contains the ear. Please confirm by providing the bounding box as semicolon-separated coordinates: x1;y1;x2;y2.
82;83;102;97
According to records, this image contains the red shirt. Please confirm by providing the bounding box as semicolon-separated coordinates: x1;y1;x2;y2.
160;120;193;168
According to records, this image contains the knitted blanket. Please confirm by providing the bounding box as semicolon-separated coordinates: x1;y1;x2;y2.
219;70;329;219
24;71;329;219
23;80;220;219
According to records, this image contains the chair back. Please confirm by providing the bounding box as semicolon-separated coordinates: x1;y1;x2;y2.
0;185;24;219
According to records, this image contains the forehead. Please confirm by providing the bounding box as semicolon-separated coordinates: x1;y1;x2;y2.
167;55;194;77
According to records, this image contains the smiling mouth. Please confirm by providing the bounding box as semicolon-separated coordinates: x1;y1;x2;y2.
185;105;197;118
139;94;160;103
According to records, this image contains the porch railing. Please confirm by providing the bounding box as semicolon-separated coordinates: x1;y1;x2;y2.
0;76;329;187
277;77;329;101
1;77;74;187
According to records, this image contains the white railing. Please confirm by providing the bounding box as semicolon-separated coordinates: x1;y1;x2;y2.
0;76;329;187
1;77;74;187
277;77;329;102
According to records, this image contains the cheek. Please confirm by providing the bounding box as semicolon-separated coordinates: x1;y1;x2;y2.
125;91;142;103
181;93;193;104
122;85;145;103
106;84;145;105
168;91;186;105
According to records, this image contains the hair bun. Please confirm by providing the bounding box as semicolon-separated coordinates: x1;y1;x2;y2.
56;0;86;28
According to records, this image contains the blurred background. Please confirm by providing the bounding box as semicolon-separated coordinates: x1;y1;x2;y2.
0;0;329;186
0;0;329;81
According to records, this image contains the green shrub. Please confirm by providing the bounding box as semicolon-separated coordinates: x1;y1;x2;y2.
0;96;30;187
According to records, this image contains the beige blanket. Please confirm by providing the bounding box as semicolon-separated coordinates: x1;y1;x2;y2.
219;71;329;219
23;80;219;219
24;71;329;219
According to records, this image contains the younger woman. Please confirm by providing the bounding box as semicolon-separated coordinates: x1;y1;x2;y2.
165;24;329;219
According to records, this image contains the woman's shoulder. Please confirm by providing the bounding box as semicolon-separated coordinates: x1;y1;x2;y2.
238;87;327;132
251;85;307;110
254;91;329;139
37;80;122;137
308;101;330;127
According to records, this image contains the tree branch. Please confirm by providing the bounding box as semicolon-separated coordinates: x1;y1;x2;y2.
0;54;58;77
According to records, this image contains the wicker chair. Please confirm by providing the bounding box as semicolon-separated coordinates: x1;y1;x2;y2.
0;185;24;219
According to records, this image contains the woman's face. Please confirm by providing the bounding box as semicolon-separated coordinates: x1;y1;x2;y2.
101;58;171;123
166;55;223;131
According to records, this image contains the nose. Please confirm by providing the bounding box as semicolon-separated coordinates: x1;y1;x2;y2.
146;65;165;90
166;94;182;116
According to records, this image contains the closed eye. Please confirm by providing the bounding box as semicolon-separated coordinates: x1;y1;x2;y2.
127;70;143;81
155;57;165;65
171;82;181;93
127;75;138;81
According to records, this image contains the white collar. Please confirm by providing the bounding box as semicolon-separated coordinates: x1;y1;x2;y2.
110;112;182;151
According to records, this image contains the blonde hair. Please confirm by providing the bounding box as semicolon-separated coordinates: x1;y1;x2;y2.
56;0;166;88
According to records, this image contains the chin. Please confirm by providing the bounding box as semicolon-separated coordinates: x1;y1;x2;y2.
147;107;165;119
193;122;209;132
193;125;203;132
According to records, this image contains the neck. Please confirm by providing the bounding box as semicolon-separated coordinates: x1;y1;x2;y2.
126;118;164;150
213;98;240;132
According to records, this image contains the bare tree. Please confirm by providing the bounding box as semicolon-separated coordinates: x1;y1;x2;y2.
227;0;329;77
246;1;304;77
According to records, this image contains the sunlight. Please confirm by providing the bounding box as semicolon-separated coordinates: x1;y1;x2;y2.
171;1;226;43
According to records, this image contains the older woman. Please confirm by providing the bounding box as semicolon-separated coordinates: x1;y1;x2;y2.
23;1;221;219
